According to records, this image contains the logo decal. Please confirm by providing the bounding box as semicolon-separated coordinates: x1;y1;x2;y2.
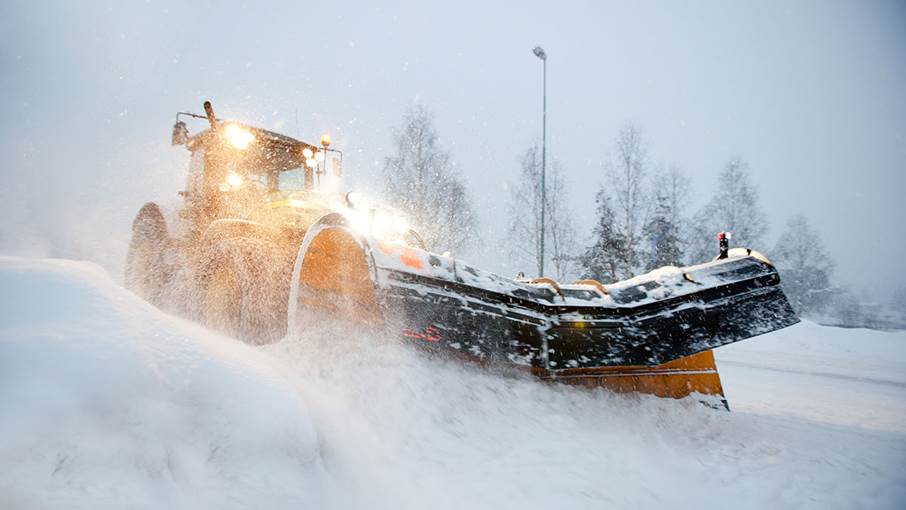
403;325;442;342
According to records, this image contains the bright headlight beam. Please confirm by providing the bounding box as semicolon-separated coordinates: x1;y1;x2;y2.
224;123;255;150
226;171;244;187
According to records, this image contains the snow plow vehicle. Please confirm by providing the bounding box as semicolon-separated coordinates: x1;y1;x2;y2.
126;101;800;406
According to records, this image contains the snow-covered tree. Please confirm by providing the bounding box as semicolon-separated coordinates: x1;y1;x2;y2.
383;104;476;252
604;124;649;278
579;190;625;283
772;213;835;315
644;198;681;270
506;143;577;280
642;166;691;269
687;157;768;263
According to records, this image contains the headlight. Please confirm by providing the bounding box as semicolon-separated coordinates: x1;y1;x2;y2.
343;207;411;241
224;123;255;150
226;171;244;187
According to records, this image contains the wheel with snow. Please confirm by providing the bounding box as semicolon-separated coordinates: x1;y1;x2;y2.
125;202;172;307
200;237;291;344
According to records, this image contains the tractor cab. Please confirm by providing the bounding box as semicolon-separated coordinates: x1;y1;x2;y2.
171;102;342;230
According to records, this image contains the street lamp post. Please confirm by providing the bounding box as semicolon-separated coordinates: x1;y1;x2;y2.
532;45;547;278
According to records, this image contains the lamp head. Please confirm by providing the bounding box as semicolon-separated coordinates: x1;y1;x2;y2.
532;46;547;60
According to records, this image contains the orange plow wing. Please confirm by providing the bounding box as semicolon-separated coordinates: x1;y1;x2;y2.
536;350;726;404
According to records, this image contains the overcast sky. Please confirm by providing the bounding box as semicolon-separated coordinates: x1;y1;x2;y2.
1;0;904;299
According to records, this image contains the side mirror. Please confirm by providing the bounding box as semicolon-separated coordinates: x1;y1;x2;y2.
171;121;189;146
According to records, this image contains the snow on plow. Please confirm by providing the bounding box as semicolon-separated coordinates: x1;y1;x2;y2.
127;102;800;407
291;217;800;404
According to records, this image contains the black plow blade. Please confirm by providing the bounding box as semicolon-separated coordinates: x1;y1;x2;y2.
376;253;800;371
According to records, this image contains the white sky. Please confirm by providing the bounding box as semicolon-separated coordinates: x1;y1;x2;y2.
1;0;904;299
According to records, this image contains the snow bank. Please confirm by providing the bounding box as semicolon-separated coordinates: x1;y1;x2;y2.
2;256;905;509
0;257;326;510
274;320;906;510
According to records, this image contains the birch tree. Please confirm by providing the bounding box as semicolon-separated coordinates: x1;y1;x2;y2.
605;124;649;278
772;213;835;315
383;104;476;252
688;157;768;263
506;143;577;280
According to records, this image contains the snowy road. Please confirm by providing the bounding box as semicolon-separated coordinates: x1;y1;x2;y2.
717;321;906;435
1;257;904;509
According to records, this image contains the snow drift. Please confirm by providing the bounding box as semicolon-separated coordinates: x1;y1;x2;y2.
1;256;905;509
0;257;326;509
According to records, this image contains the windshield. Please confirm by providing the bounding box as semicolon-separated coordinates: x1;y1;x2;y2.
216;160;311;193
278;167;310;190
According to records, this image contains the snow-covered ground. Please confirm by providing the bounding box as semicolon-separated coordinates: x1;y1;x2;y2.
717;320;906;435
1;256;904;510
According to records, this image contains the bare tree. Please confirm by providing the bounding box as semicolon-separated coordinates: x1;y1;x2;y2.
383;104;476;253
544;161;578;280
772;213;835;315
506;143;577;280
506;144;543;273
605;124;649;279
688;157;768;263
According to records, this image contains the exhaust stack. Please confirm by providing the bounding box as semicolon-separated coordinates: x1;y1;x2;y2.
203;101;218;129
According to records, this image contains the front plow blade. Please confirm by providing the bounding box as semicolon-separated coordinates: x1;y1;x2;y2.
292;222;799;403
544;256;800;370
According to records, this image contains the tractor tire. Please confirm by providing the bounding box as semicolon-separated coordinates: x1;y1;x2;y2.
200;237;291;344
125;202;172;307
